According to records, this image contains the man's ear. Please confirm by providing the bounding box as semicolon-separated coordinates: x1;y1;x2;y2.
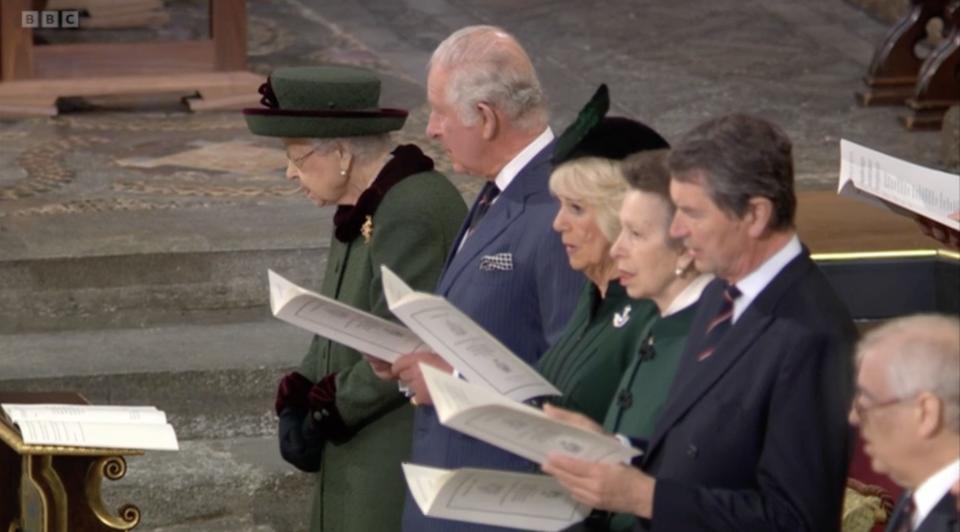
745;197;774;238
477;102;499;141
916;392;944;439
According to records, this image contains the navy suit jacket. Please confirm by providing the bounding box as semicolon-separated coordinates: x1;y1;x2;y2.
886;492;960;532
402;141;584;532
633;247;857;531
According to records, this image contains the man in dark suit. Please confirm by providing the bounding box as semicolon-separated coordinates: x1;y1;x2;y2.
849;314;959;532
367;25;583;532
545;114;856;531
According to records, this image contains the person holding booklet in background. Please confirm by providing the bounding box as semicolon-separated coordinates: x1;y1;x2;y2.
916;212;960;249
366;25;583;532
542;149;712;531
242;65;466;532
535;84;668;424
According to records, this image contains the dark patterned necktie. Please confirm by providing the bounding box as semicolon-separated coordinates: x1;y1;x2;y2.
696;283;741;361
465;182;500;234
891;494;915;532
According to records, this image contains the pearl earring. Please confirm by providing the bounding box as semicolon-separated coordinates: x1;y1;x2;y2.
340;169;347;176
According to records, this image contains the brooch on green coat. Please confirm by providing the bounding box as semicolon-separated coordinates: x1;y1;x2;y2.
361;215;374;244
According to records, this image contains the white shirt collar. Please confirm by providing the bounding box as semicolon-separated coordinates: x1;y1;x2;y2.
912;458;960;529
493;127;554;194
662;274;714;318
731;234;802;323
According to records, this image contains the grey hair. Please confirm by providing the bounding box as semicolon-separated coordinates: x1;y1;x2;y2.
668;114;796;231
858;314;960;432
549;157;628;243
311;134;393;163
429;25;547;130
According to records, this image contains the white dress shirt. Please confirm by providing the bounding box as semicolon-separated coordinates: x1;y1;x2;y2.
493;126;555;195
662;274;714;318
731;234;802;323
912;458;960;529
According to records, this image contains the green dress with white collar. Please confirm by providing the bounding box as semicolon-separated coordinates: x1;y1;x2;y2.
536;280;657;423
602;301;700;531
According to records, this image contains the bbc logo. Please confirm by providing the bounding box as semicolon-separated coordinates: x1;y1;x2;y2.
21;10;80;29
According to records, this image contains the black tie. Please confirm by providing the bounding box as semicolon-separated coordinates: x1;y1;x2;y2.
465;182;500;234
697;283;741;362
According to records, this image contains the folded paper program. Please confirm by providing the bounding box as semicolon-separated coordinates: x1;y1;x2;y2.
838;139;960;230
381;265;559;402
403;463;589;531
419;363;640;465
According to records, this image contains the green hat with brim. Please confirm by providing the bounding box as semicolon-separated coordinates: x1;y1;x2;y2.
243;65;408;138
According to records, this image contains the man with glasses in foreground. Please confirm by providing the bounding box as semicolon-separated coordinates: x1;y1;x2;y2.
850;314;960;532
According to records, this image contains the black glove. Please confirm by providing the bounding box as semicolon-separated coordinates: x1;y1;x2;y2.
277;406;325;472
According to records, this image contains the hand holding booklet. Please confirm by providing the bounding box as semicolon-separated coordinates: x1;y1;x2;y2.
420;363;640;465
380;265;560;402
838;139;960;230
1;403;179;451
403;463;589;531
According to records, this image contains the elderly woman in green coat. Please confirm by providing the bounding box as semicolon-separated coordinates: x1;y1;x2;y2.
243;66;466;532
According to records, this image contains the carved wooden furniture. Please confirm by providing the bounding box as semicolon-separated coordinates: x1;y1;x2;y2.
0;392;143;532
856;0;960;130
901;2;960;129
857;0;948;105
0;0;262;117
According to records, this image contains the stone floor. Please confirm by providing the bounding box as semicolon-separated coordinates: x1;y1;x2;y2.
0;0;952;264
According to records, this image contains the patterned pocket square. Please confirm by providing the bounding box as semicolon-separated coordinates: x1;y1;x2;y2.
479;252;513;272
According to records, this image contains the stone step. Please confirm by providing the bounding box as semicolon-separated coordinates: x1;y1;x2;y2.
0;247;327;335
139;518;277;532
0;319;316;440
100;436;311;531
1;319;324;531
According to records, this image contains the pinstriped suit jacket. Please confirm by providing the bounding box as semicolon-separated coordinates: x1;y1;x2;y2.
401;140;585;532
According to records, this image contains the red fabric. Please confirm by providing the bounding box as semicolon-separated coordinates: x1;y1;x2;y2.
307;372;338;410
274;371;313;415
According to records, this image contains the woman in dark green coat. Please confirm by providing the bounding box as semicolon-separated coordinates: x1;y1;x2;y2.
244;66;466;532
536;86;669;423
542;150;712;531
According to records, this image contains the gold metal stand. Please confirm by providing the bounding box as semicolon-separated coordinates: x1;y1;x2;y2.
0;393;143;532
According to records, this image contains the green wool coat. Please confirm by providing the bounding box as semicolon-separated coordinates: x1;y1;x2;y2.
536;280;657;423
602;302;699;532
297;166;466;532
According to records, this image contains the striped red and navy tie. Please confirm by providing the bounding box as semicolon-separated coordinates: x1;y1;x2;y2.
697;283;741;362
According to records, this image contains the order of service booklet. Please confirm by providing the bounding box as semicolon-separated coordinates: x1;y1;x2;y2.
838;139;960;230
380;265;560;402
420;363;640;465
403;463;590;531
268;269;426;364
0;403;179;451
268;268;559;402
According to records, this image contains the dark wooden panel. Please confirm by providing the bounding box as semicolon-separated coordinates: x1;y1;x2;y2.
0;0;35;81
211;0;246;71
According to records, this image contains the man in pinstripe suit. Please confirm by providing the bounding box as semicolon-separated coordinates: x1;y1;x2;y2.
368;24;583;532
